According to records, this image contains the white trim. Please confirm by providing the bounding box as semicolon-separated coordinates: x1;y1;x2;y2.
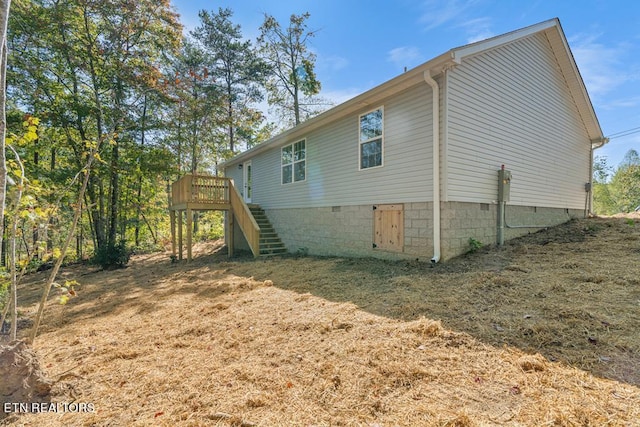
243;160;252;203
441;69;449;202
451;19;558;63
358;106;385;170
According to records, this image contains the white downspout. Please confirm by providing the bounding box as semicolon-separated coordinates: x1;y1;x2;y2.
424;71;441;263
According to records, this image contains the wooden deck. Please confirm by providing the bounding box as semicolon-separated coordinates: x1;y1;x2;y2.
170;174;231;211
169;175;260;261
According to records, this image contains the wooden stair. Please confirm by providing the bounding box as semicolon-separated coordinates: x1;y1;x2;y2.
248;205;287;256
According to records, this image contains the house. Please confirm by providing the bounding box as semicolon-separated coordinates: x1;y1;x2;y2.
220;18;607;262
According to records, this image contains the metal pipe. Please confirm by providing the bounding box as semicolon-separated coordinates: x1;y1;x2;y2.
504;204;570;229
497;201;505;245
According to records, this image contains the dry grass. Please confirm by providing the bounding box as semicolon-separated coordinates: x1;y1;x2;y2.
3;216;640;426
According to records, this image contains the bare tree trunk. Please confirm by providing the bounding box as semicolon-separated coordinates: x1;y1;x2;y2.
7;145;24;340
0;0;12;277
135;95;147;247
108;140;119;247
140;211;157;245
227;88;234;152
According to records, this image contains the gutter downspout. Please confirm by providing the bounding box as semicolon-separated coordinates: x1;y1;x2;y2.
424;71;441;263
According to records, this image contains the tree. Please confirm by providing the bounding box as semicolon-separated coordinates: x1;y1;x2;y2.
610;149;640;213
8;0;182;266
30;141;98;343
86;0;182;255
0;0;10;275
592;155;616;215
193;8;267;154
593;151;640;215
258;12;321;127
165;39;223;176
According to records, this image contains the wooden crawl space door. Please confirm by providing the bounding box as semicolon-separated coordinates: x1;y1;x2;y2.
373;204;404;252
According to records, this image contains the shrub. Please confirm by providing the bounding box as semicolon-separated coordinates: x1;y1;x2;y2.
468;237;483;253
92;240;131;269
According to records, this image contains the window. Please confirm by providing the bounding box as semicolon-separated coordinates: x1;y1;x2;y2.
359;107;383;169
282;139;306;184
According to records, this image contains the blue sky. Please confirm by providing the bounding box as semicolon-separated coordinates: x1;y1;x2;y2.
172;0;640;169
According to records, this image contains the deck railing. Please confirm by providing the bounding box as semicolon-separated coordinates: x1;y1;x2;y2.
170;174;260;258
171;174;230;206
229;182;260;257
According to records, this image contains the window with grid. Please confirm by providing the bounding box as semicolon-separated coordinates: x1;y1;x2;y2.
282;139;306;184
359;107;383;169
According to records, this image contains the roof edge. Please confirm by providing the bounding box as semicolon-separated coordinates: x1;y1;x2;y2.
222;17;605;169
451;18;559;63
221;51;454;168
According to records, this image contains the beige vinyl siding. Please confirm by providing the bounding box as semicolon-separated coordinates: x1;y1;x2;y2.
252;85;434;209
446;32;591;208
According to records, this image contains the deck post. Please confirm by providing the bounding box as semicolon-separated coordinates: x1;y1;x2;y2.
177;210;183;260
228;209;234;258
170;209;176;259
186;207;193;262
168;175;254;260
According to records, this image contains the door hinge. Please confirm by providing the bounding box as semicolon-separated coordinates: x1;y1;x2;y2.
372;205;377;210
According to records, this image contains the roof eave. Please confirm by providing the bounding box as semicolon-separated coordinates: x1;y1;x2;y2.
449;17;605;143
221;52;454;169
222;18;605;169
543;21;606;142
450;18;559;63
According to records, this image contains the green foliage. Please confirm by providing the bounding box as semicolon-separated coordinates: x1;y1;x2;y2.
258;12;322;126
592;155;616;215
194;211;225;241
4;2;324;274
92;240;131;269
593;151;640;215
193;8;268;153
467;237;483;254
166;38;224;174
610;151;640;213
0;271;8;309
8;0;182;265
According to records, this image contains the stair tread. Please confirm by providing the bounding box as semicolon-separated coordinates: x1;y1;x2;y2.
246;205;287;256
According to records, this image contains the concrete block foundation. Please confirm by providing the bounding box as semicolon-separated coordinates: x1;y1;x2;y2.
235;202;585;261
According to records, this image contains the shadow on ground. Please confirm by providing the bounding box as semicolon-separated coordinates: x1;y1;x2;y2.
222;218;640;387
7;218;640;389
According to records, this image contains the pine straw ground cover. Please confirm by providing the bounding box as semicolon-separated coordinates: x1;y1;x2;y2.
3;216;640;426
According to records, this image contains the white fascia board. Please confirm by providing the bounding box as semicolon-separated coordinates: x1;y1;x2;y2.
451;18;559;63
547;22;606;141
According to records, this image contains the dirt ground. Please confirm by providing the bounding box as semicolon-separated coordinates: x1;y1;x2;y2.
2;216;640;426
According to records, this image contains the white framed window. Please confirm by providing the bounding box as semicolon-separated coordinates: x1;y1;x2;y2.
359;107;383;169
282;139;306;184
